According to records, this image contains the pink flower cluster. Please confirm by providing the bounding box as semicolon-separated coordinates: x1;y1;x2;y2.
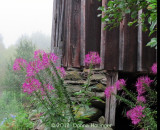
26;60;43;77
137;96;146;103
104;86;114;98
84;52;101;65
151;63;157;74
22;78;41;94
56;66;66;78
13;58;27;71
126;106;145;125
104;79;126;99
40;83;54;95
135;76;153;96
13;50;59;77
115;79;126;90
22;78;54;95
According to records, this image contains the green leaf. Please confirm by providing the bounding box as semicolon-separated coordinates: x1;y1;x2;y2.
107;1;114;7
125;9;131;14
89;96;105;103
150;20;157;31
97;14;102;17
131;11;137;19
146;38;157;49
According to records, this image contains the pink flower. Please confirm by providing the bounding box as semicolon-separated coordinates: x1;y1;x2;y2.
34;50;59;68
84;52;101;65
151;63;157;74
137;96;146;103
49;52;59;63
13;58;27;71
41;53;50;68
115;79;126;90
46;84;54;92
34;50;45;60
126;106;145;125
104;86;115;99
135;76;153;96
56;66;66;78
22;78;41;94
26;61;41;77
40;84;54;95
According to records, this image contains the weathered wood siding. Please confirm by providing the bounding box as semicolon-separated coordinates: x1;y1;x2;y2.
51;0;156;73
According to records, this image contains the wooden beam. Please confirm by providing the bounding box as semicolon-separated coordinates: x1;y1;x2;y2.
51;0;57;51
119;16;125;71
100;0;107;69
80;0;86;66
105;71;118;126
137;9;142;71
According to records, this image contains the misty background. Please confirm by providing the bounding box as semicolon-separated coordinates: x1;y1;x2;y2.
0;0;54;88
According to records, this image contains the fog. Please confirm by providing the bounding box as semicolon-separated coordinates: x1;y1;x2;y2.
0;0;53;48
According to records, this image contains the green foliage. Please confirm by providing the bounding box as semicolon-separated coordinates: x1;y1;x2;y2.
15;39;35;62
98;0;157;49
112;79;157;130
0;111;34;130
0;91;24;122
3;39;35;100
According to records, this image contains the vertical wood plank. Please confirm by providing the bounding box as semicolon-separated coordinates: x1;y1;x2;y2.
51;0;57;51
105;73;111;124
109;72;118;126
105;71;118;126
119;17;125;71
85;0;101;54
100;0;107;69
65;0;72;67
137;9;143;71
123;14;138;72
71;0;81;67
51;0;65;66
80;0;86;66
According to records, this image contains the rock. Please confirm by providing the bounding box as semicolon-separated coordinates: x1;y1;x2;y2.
64;71;82;80
64;80;86;85
90;74;106;81
92;69;107;74
66;67;82;71
66;85;82;92
88;92;105;100
100;78;107;85
98;116;105;124
90;83;106;92
73;106;102;122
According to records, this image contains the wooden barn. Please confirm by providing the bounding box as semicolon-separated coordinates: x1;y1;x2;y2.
51;0;156;127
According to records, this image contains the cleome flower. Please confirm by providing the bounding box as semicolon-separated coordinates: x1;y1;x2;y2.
56;66;66;78
13;58;27;71
151;63;157;74
104;86;115;99
84;51;101;65
126;105;145;125
135;76;153;96
22;78;41;94
115;79;126;90
137;96;146;103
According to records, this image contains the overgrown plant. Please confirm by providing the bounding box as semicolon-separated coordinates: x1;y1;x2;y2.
98;0;157;49
0;111;34;130
3;39;35;102
13;50;82;130
104;63;157;130
12;50;103;129
73;52;103;120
